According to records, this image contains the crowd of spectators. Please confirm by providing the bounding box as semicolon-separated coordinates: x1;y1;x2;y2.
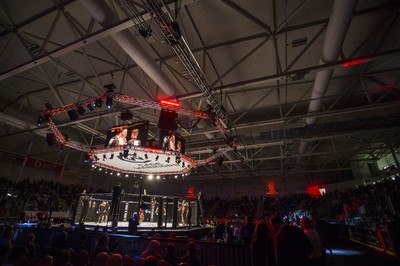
1;174;400;265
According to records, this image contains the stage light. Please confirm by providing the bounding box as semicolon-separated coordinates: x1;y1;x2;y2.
45;103;53;110
156;175;160;179
99;168;102;171
123;150;129;158
77;106;86;115
105;170;108;173
87;103;95;111
95;99;102;109
110;172;113;175
91;164;96;168
125;174;129;177
117;173;120;176
103;154;106;161
174;175;178;179
37;116;44;127
110;154;114;159
163;177;166;180
106;97;112;109
148;175;154;180
155;155;159;161
166;157;170;163
160;99;180;107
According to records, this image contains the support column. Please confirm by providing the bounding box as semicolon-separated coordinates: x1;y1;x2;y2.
16;141;33;183
157;197;163;227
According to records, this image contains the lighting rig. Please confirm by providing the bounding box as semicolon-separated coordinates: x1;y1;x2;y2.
39;90;235;176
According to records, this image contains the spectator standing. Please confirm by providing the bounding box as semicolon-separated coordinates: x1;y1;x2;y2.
300;217;323;266
270;214;312;266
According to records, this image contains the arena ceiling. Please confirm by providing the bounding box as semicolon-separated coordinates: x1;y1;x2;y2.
0;0;400;181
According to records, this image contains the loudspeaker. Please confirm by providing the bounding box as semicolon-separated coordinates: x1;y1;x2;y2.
67;110;79;121
46;133;56;147
158;109;177;130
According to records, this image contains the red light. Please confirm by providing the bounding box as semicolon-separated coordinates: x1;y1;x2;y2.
343;59;367;67
160;100;180;107
266;181;279;195
369;83;400;91
306;181;326;198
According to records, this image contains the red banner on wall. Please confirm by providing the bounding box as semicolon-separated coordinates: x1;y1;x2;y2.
25;158;63;173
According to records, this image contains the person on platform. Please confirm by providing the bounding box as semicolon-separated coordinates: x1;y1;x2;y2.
180;200;189;226
128;212;139;235
197;191;204;225
97;201;109;224
150;197;157;222
127;128;141;146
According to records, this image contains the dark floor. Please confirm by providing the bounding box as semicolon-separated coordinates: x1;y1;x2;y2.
324;238;399;266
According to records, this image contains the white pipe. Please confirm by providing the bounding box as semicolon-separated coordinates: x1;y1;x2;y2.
79;0;176;96
79;0;214;138
298;0;357;163
306;0;358;124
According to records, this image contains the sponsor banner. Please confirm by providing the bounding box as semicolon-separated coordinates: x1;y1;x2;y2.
25;158;63;173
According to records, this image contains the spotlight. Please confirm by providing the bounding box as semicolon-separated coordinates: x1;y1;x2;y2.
125;174;129;177
174;175;178;179
166;157;170;163
123;150;129;158
99;168;102;171
148;175;154;180
37;116;44;127
87;103;95;111
95;99;102;109
110;154;114;159
83;154;90;163
110;172;113;175
76;106;86;115
105;170;108;174
155;155;159;161
103;154;106;161
45;103;53;110
156;175;160;180
117;173;120;176
106;97;112;109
